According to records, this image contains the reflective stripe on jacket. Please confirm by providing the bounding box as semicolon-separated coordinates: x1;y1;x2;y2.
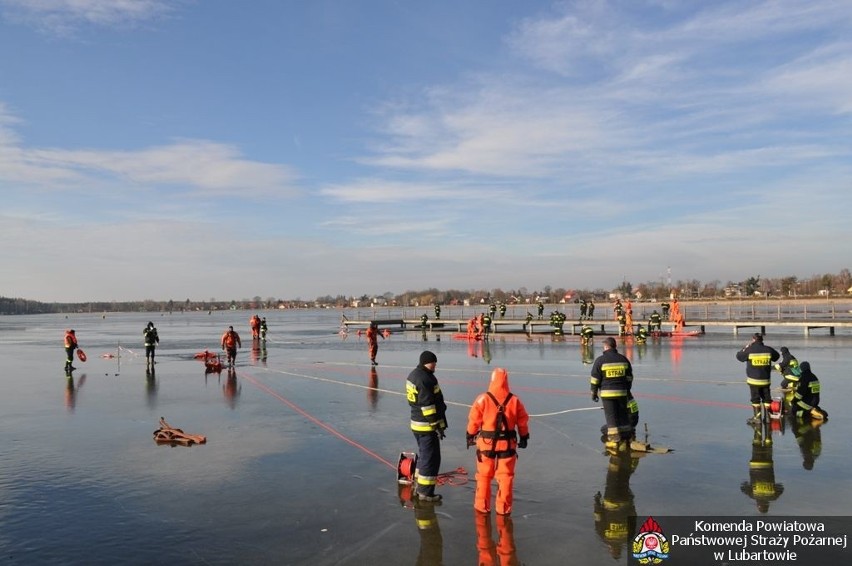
736;343;779;387
590;349;633;398
407;365;447;434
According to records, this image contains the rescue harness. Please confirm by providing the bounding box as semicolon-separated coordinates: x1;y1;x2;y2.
477;392;517;460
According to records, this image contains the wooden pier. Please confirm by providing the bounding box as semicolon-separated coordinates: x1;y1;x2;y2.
341;317;852;336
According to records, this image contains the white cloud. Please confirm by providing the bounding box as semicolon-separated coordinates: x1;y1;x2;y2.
35;140;301;195
0;0;179;34
759;43;852;114
320;177;513;204
0;128;301;198
321;215;453;239
360;0;852;191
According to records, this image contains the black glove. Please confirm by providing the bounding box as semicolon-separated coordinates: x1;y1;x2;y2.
466;433;476;449
591;391;599;402
518;434;529;449
438;428;446;440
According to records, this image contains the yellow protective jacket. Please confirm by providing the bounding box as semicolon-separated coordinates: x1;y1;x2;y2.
590;348;633;398
406;364;447;435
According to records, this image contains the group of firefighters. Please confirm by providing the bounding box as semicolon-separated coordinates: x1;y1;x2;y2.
403;338;639;523
465;313;493;341
62;312;828;530
736;333;827;423
404;329;828;523
405;350;530;516
64;316;269;375
404;339;631;517
221;315;268;367
613;298;685;336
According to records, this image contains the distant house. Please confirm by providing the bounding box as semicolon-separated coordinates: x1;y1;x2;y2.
724;285;742;298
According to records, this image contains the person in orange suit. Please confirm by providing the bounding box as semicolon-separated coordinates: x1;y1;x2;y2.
673;310;685;332
467;317;479;341
466;368;530;515
366;322;383;366
221;325;242;367
63;329;79;371
249;314;261;339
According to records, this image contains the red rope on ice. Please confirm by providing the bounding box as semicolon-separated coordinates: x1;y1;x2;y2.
241;372;396;471
437;467;469;486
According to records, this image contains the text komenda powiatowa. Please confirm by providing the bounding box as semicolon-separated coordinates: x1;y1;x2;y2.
670;520;848;552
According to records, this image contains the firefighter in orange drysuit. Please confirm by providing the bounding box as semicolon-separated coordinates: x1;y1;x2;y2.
670;299;680;322
221;326;242;367
467;317;479;341
466;368;530;515
366;322;382;366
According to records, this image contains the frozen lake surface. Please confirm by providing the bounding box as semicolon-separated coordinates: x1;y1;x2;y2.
2;309;851;565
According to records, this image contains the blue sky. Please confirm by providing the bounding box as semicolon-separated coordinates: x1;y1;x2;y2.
1;0;850;303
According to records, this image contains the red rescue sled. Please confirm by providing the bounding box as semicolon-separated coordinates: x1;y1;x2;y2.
452;333;482;341
76;349;87;362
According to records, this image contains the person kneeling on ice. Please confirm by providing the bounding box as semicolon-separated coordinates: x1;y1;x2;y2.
775;346;801;407
791;362;828;421
580;324;594;345
599;393;639;445
466;368;530;515
635;324;648;344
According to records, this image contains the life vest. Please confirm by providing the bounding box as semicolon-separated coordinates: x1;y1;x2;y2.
223;331;238;348
366;326;378;344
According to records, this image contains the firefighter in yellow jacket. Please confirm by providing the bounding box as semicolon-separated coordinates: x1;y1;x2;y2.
591;337;634;453
466;368;530;515
406;351;447;502
736;333;780;424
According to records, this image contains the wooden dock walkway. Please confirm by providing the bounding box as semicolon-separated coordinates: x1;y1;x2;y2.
341;317;852;336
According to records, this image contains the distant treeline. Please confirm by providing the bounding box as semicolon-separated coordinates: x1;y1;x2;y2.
0;297;241;315
3;269;851;315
